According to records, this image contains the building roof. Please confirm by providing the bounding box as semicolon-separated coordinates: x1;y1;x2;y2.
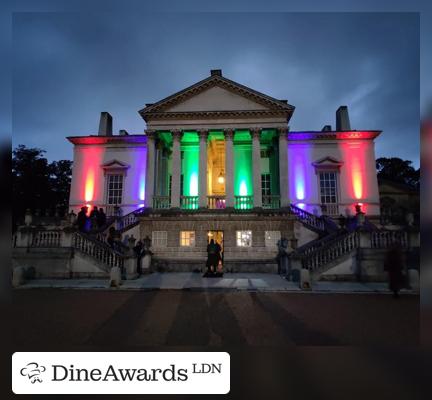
67;135;147;145
288;130;381;141
139;69;295;123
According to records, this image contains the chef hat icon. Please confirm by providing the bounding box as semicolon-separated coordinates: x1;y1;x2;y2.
20;362;46;383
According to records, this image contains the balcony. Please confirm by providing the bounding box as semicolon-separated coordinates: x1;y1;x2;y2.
320;203;339;216
262;195;281;209
207;195;226;209
180;196;199;210
235;195;253;210
153;196;171;209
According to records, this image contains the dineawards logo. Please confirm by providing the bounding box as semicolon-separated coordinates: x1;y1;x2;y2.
20;362;46;384
12;352;230;394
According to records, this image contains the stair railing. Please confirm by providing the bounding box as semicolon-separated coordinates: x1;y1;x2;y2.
289;204;326;232
73;232;125;270
298;231;359;272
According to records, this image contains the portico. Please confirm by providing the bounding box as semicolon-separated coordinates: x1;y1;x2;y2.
144;127;286;211
140;69;293;212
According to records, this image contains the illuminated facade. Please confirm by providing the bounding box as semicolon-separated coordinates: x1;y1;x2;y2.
68;69;381;271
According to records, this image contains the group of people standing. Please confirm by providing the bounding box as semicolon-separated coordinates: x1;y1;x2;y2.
76;206;107;232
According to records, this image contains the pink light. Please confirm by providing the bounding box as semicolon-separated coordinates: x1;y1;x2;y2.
340;142;367;201
81;147;104;204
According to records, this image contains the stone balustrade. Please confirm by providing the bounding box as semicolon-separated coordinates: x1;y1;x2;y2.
289;204;326;232
207;195;226;209
262;195;281;209
153;196;171;209
292;228;416;275
180;196;199;210
31;230;62;247
300;231;359;272
73;232;125;270
370;230;408;248
235;195;253;210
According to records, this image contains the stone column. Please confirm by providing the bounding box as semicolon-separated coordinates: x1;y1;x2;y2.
155;140;164;196
171;129;183;208
198;129;209;208
145;130;156;208
278;127;289;207
224;128;235;208
251;128;262;208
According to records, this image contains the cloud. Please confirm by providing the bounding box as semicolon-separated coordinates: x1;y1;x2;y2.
11;12;420;166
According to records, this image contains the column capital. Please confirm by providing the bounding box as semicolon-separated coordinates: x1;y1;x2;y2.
277;127;288;138
197;129;209;140
171;129;183;141
250;127;262;139
224;128;235;140
145;130;156;140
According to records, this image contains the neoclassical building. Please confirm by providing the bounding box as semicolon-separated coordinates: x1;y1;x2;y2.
67;69;381;271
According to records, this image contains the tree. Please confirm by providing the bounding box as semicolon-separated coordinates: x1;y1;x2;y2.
376;157;420;189
12;145;72;229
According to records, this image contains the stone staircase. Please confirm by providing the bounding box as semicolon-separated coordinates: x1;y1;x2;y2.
73;231;125;273
292;230;359;276
289;204;340;235
290;228;411;279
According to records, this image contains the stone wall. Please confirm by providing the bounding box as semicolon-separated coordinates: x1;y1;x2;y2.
139;211;295;272
12;248;110;279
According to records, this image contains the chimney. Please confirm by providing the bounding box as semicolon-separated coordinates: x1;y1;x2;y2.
336;106;351;131
321;125;332;132
210;69;222;77
98;112;113;136
119;129;129;136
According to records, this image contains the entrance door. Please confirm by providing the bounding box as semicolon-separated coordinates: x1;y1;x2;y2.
207;231;224;259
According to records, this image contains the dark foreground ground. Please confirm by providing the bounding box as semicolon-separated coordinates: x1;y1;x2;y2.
12;289;418;347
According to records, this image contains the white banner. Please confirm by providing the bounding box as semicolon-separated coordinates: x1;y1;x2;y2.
12;352;230;394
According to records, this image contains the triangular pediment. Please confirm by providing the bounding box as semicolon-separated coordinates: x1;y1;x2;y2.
139;72;295;120
101;159;130;169
312;156;344;171
313;156;343;166
165;85;269;112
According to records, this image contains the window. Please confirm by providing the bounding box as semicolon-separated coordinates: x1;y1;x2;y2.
261;174;271;196
236;230;252;247
180;231;195;247
265;231;281;247
319;172;338;204
152;231;167;247
260;149;270;158
107;174;123;205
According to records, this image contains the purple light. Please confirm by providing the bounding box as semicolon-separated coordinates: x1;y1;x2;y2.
289;146;310;202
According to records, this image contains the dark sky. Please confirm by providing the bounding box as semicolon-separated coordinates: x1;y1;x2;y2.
10;7;425;167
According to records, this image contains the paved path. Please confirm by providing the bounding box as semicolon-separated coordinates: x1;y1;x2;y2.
15;272;416;294
12;289;418;347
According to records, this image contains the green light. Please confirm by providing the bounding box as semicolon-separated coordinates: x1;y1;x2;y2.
233;130;253;209
190;172;198;196
181;132;199;209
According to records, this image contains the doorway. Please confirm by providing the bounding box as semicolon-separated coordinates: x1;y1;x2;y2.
207;230;224;256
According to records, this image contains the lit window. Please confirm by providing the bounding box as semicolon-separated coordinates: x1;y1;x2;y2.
106;174;124;205
152;231;167;247
265;231;281;247
180;231;195;247
236;230;252;247
319;172;338;204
